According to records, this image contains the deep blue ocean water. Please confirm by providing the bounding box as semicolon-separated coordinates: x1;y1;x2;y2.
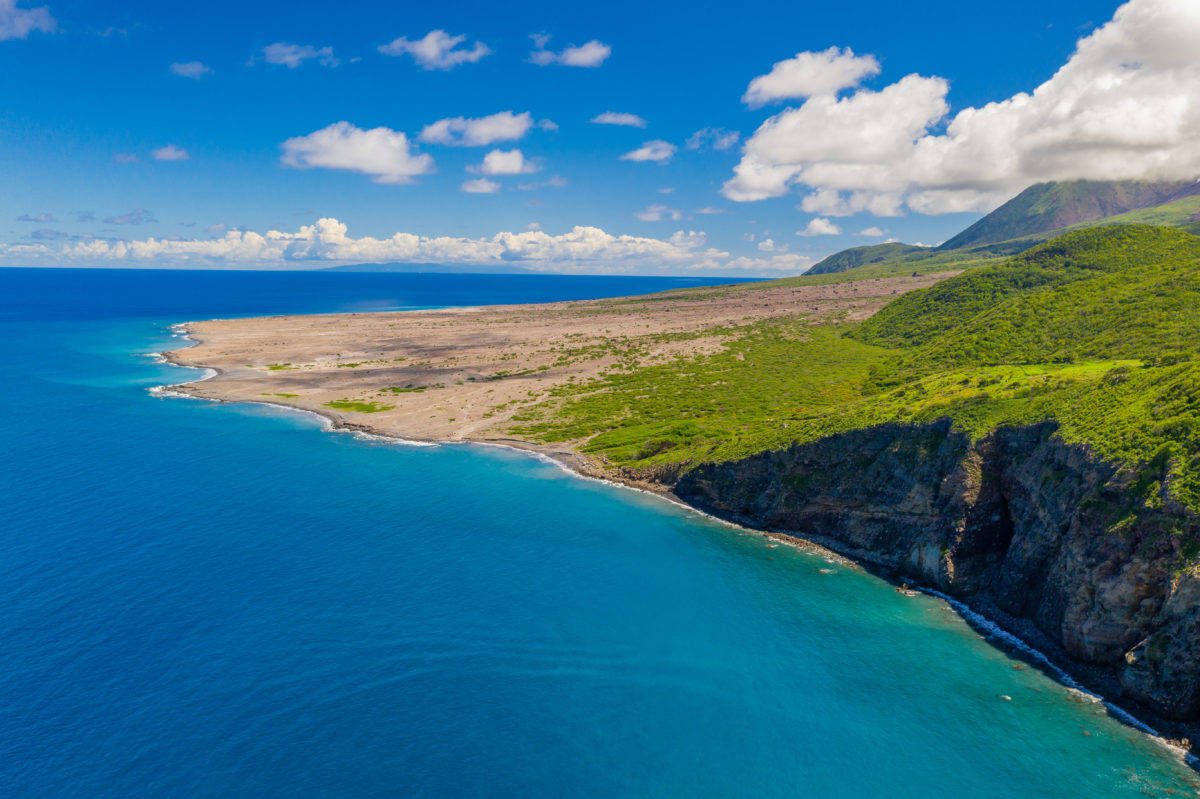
1;267;1198;797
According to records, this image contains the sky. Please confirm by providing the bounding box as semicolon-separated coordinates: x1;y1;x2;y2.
1;0;1197;275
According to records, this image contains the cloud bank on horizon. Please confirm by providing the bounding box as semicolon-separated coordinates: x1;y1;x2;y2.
0;218;810;275
1;0;1198;273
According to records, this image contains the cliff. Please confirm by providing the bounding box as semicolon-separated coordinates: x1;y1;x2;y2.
675;420;1200;722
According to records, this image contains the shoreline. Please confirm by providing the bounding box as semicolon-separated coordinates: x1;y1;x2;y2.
155;319;1199;769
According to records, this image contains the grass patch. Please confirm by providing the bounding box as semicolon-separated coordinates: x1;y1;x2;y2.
322;399;395;413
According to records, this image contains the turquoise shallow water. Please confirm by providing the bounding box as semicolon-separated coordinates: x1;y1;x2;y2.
2;268;1198;797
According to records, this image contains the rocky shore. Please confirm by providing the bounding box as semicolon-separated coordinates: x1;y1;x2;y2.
674;419;1200;750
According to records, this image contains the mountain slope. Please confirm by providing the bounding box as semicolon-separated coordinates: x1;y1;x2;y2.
807;242;927;275
939;179;1200;250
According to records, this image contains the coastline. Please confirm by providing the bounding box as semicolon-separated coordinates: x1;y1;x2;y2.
155;319;1199;768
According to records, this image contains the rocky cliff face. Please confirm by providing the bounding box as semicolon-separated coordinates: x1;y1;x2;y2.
674;420;1200;721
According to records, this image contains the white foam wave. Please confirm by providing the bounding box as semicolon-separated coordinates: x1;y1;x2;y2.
916;585;1192;755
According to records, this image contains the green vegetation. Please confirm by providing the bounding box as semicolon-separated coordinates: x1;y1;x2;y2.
322;399;395;413
266;363;293;370
807;242;928;275
799;180;1200;285
939;179;1200;250
513;224;1200;509
261;392;299;398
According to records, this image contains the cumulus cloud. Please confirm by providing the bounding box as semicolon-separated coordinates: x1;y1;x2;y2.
151;144;190;161
634;204;682;221
726;0;1200;214
461;178;500;194
743;47;880;107
797;217;842;236
685;127;741;151
1;218;750;274
857;226;886;237
378;30;490;70
104;209;157;225
621;140;677;164
0;0;55;41
281;122;434;184
170;61;212;79
419;111;534;147
529;34;610;67
516;174;567;191
757;237;788;252
695;207;727;215
591;111;646;128
255;42;337;69
17;212;55;222
711;253;815;274
471;148;538;175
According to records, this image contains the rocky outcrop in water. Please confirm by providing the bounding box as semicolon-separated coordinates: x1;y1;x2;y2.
674;420;1200;721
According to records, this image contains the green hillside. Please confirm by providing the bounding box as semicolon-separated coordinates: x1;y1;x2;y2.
939;179;1200;250
514;224;1200;508
802;179;1200;282
807;242;927;275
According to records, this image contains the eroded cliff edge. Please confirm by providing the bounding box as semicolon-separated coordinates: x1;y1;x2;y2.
674;420;1200;723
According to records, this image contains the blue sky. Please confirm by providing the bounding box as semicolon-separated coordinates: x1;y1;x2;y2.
2;0;1195;274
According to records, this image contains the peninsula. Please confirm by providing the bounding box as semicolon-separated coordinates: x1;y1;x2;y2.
168;185;1200;746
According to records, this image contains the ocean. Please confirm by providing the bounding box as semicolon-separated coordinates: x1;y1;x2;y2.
1;267;1197;797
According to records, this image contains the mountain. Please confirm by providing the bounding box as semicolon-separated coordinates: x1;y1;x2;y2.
322;262;535;274
938;179;1200;251
807;242;927;275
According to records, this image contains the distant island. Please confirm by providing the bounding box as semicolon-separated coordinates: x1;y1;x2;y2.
168;178;1200;747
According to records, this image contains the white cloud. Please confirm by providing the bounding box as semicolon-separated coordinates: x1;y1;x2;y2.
857;226;886;237
621;140;677;164
727;0;1200;214
281;122;434;184
170;61;212;79
591;111;646;128
709;253;815;274
378;30;490;70
743;47;880;107
5;218;748;274
104;209;157;225
471;148;539;175
657;187;675;194
669;230;707;248
461;178;500;194
151;144;190;161
695;207;727;214
255;42;338;69
529;34;610;67
517;174;568;191
757;237;788;252
0;0;55;41
525;222;541;231
685;127;741;151
634;204;682;221
797;217;842;236
419;111;534;147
